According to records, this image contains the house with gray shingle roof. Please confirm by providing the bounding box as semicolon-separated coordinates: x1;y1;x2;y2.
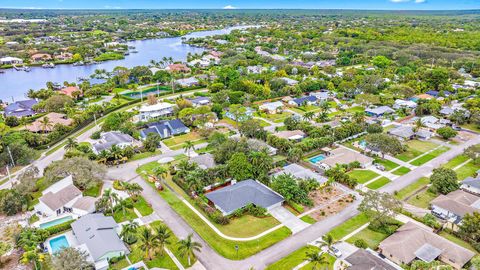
342;248;402;270
461;175;480;195
388;125;414;140
92;131;137;154
430;190;480;227
205;180;284;216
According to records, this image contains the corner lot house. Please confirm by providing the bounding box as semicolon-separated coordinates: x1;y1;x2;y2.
461;175;480;195
430;189;480;228
379;222;475;269
70;213;129;270
34;175;96;218
259;101;284;114
138;102;175;121
4;99;38;118
140;119;190;139
205;180;284;216
341;248;402;270
92;131;137;154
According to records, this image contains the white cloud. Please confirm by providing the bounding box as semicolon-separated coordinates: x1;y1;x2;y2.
223;5;237;9
390;0;425;3
415;0;426;3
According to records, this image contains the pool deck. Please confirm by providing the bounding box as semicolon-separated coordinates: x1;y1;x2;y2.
33;213;77;228
45;230;78;254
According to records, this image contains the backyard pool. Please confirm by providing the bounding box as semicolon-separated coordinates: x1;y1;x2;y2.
359;140;367;148
39;216;73;229
309;154;326;164
49;235;70;254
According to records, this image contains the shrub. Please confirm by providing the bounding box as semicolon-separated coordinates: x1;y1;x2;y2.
90;131;101;140
45;220;74;236
288;201;304;213
113;180;126;190
354;239;368;248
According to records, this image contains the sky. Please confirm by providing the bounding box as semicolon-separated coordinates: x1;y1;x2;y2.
0;0;479;10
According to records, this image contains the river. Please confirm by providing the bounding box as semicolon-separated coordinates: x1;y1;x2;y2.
0;26;252;101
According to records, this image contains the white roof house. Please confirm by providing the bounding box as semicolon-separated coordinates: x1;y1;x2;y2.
139;102;175;121
280;77;299;86
273;163;328;185
92;131;137;154
0;56;23;65
175;77;199;88
393;99;417;109
259;101;284;114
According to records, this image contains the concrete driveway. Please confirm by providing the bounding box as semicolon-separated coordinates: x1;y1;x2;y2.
332;241;358;260
269;206;309;234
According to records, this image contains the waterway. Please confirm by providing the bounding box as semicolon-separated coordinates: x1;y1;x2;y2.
0;26;252;101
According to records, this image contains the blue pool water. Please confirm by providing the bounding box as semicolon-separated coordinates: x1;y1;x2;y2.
39;216;73;229
49;235;70;254
359;140;367;147
309;154;326;163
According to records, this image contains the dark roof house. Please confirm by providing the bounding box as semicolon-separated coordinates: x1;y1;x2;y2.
344;249;401;270
205;180;284;215
140;119;190;139
4;99;38;117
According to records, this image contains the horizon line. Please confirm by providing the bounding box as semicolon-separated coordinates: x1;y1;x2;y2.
1;8;479;11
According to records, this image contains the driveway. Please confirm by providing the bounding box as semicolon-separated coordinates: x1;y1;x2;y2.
331;241;358;260
269;206;309;234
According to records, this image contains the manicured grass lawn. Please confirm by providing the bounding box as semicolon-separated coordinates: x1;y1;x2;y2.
253;118;271;127
300;215;317;224
169;139;207;151
391;167;411;176
406;189;438;209
83;182;103;197
443;155;470;169
328;213;369;241
410;146;450;166
132;196;154;216
374;159;399;171
289;105;320;115
130;149;162;161
214;214;281;238
163;132;203;147
461;123;480;133
394;177;430;200
346;227;389;250
112;207;138;223
439;231;478;253
265;246;320;270
346;106;364;113
396;140;438;162
366;177;391;190
347;170;379;184
301;253;336;270
454;161;480;180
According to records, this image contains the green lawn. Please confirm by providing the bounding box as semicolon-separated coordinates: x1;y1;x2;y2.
255;111;293;123
289;105;321;115
83;182;103;197
374;159;399;171
391;167;411;176
366;177;391;190
443;155;470;169
347;170;379;184
253;118;271;127
454;161;480;180
346;227;389;250
265;246;320;270
301;253;336;270
132;196;154;216
396;140;438;162
439;231;478;253
214;214;281;238
112;207;139;223
346;106;365;113
169;139;207;151
300;215;317;224
328;213;369;241
130;149;162;161
406;189;438;209
410;146;450;166
163;132;203;147
461;123;480;133
394;177;430;201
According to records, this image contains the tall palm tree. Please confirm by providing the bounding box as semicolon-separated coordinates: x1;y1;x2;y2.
39;116;52;133
413;118;424;132
120;221;139;244
116;198;129;218
102;189;119;215
305;250;328;270
177;233;202;266
138;227;159;260
183;141;195;156
64;138;78;151
153;166;168;188
321;234;335;252
109;145;124;163
154;225;171;256
303;111;315;122
125;182;143;201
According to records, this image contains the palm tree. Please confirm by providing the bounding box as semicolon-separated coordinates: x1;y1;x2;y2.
125;183;143;201
138;227;159;260
154;225;171;256
177;233;202;266
153;166;168;189
120;221;139;244
64;138;78;151
413;118;424;132
109;145;124;163
116;198;129;218
102;189;119;215
39;116;52;133
183;141;195;156
321;234;335;252
305;250;328;270
303;111;315;122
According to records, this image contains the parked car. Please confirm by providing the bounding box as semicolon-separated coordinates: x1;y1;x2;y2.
375;164;385;171
331;247;342;257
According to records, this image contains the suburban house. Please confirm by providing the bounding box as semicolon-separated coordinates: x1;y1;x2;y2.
426;90;452;98
412;93;434;101
92;131;137;154
54;52;73;61
205;179;284;216
259;101;284;114
225;107;254;121
461;174;480;195
139;119;190;139
288;96;318;107
60;86;82;98
31;53;52;62
0;56;23;65
317;147;373;170
340;248;402;270
421;116;443;130
273;130;306;141
246;65;266;74
175;77;199;88
166;63;191;73
138;102;175;121
430;189;480;228
393;99;417;110
188;96;211;107
365;106;395;117
188;153;216;169
309;90;332;101
4;99;38;118
34;175;96;218
280;77;299;86
26;112;73;133
70;213;129;270
379;222;475;269
416;129;433;140
273;163;328;185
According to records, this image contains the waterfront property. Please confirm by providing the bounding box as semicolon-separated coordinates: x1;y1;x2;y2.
3;99;38;118
26;112;73;133
205;180;284;216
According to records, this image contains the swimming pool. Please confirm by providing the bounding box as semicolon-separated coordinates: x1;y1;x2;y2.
39;216;73;229
49;235;70;254
309;154;326;163
359;140;367;148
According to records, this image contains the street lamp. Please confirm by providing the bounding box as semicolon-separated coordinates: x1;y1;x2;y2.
234;245;239;259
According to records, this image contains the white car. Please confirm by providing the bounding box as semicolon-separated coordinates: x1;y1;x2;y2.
331;247;342;258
